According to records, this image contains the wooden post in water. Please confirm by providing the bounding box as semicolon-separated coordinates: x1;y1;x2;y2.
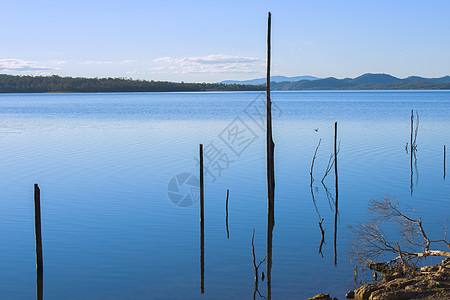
444;145;446;180
266;12;275;215
266;12;274;300
225;189;229;239
199;144;204;294
334;122;338;267
410;110;413;153
34;184;43;300
199;144;204;227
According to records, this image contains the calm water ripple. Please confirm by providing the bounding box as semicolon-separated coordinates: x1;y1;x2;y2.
0;91;449;299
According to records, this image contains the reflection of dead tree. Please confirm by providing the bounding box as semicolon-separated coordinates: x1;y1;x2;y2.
348;197;450;275
321;181;335;210
252;229;267;300
410;150;418;195
318;218;326;257
310;138;321;186
414;151;418;186
310;184;321;219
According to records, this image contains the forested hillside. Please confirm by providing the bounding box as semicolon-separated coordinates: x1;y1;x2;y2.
0;74;265;93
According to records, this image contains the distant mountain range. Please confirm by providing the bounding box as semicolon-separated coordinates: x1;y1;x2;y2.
221;75;320;85
271;73;450;90
222;73;450;90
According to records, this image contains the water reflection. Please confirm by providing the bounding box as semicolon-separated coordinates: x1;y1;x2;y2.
252;229;267;300
37;268;43;300
318;219;325;257
409;110;419;194
266;198;274;300
410;147;418;195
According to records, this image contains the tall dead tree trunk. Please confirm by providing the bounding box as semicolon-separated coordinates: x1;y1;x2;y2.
266;12;274;300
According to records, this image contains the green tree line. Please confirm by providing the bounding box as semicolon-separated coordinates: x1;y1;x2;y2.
0;74;265;93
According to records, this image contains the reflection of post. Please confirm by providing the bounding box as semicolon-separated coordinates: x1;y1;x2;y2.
267;205;273;300
444;145;446;180
199;144;204;294
225;189;229;239
410;146;413;195
410;110;414;194
34;184;43;300
334;122;338;267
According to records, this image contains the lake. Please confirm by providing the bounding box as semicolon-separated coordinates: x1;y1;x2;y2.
1;91;449;299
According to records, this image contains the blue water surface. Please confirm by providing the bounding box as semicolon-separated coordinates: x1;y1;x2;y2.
0;91;449;299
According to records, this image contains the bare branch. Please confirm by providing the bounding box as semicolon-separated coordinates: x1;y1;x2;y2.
321;153;335;183
349;196;450;271
310;138;321;186
321;141;340;183
412;111;419;150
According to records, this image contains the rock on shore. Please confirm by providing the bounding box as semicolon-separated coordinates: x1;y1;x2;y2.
349;258;450;300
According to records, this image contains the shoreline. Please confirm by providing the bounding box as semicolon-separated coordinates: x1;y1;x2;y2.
308;258;450;300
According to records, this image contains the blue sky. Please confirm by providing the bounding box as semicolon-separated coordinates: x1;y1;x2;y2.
1;0;449;82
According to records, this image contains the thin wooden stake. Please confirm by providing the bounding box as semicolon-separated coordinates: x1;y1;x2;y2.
34;184;43;270
225;189;230;239
266;11;275;216
444;145;446;180
199;144;204;294
410;109;413;153
334;122;338;267
266;12;274;300
200;144;204;224
34;184;43;300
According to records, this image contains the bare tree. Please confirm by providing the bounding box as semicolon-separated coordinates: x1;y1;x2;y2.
348;196;450;274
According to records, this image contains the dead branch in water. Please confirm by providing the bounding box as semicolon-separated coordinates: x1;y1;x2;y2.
348;196;450;273
321;141;340;183
310;138;321;186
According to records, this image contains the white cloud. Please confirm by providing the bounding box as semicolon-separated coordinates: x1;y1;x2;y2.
81;60;138;65
151;54;263;74
0;58;58;72
82;60;114;65
121;60;138;64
